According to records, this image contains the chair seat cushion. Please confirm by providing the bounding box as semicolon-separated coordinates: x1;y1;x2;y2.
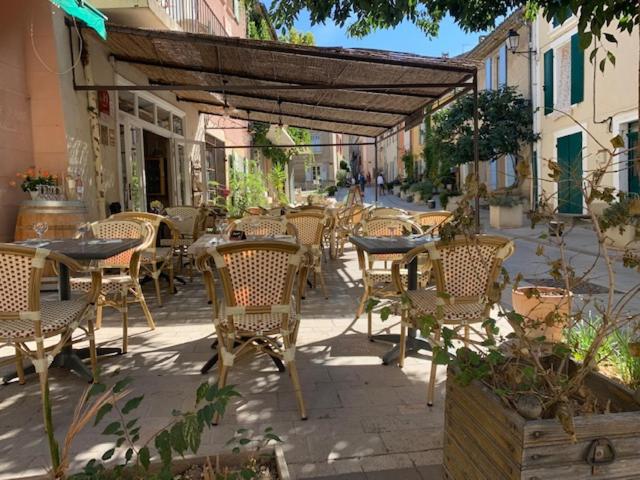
0;299;87;340
71;275;134;294
217;303;297;334
406;290;485;322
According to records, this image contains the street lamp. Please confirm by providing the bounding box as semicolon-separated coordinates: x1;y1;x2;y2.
507;29;520;53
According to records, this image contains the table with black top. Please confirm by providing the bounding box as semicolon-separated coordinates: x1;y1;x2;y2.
3;238;141;383
350;235;435;365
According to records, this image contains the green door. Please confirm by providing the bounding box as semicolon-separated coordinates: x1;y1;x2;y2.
628;126;639;194
557;132;583;214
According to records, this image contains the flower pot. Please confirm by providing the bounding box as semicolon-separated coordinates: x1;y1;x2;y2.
393;185;401;195
604;225;636;249
512;286;571;343
446;195;463;211
444;367;640;479
413;191;422;203
28;190;39;200
426;199;436;209
489;204;523;229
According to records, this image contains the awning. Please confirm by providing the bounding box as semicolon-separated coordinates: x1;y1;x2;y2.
52;0;107;39
74;24;480;138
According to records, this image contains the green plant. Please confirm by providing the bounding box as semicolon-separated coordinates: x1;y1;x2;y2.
339;160;349;171
325;185;338;196
268;162;289;205
401;153;415;183
400;182;412;193
13;167;57;192
438;191;449;209
228;160;268;217
487;193;524;207
410;180;434;200
599;193;640;230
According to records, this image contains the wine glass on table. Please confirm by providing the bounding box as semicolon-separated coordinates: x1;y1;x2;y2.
32;221;48;239
75;222;91;243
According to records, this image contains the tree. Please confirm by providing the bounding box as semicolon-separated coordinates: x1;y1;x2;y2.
434;86;537;188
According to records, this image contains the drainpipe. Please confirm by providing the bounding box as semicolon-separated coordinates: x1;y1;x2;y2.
528;22;536;211
374;138;379;202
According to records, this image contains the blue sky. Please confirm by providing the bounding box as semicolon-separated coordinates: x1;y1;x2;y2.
272;8;488;58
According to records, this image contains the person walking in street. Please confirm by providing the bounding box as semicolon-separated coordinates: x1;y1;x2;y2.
376;172;385;196
358;172;366;194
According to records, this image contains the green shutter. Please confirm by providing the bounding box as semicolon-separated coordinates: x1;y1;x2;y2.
570;34;584;104
543;49;554;115
557;132;583;214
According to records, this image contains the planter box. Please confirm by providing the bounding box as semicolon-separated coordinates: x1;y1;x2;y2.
25;447;289;480
444;368;640;480
489;204;524;229
604;225;636;249
412;191;422;203
393;185;401;195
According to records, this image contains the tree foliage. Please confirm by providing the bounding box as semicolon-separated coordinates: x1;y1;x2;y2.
434;86;536;166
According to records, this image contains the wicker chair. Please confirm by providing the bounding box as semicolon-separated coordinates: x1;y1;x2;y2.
334;204;367;256
227;216;297;238
285;212;328;299
199;241;307;421
354;218;425;338
411;211;453;236
110;212;179;306
70;220;156;353
392;235;514;405
165;206;201;279
0;244;101;456
367;207;408;219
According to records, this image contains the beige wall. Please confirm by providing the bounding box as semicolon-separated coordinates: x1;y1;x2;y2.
535;17;639;209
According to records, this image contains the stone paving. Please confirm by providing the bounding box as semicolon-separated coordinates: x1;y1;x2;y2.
0;188;637;480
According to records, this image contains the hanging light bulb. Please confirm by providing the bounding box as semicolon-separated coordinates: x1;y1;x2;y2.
278;98;283;127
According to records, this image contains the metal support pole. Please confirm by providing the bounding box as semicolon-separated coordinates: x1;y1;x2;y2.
374;138;379;203
473;73;480;233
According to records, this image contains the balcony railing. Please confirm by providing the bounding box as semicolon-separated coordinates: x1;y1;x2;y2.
158;0;227;36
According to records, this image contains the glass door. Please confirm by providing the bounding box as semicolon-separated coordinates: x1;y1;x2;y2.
120;122;147;211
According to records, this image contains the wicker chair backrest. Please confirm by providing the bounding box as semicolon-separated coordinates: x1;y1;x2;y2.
91;220;153;269
232;217;289;237
0;248;37;314
166;206;199;237
285;213;325;246
412;211;452;234
368;207;407;218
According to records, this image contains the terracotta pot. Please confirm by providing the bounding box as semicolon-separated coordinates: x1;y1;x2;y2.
604;225;636;249
511;286;572;343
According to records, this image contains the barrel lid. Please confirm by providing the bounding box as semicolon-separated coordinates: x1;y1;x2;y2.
20;200;86;208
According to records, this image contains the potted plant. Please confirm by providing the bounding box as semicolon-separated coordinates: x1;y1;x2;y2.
598;194;639;249
488;192;524;228
410;180;434;206
11;168;58;199
400;182;412;200
512;286;572;343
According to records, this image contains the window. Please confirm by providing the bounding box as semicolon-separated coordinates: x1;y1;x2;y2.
419;123;426;145
232;0;240;19
137;97;155;124
311;133;322;153
118;91;135;115
484;57;493;90
172;115;184;136
157;107;171;130
544;33;584;115
498;45;507;87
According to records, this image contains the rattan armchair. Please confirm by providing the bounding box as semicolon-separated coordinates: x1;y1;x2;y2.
227;216;297;238
354;218;426;338
70;220;156;353
334;204;367;256
285;211;328;299
391;235;514;405
165;206;205;280
411;211;453;236
199;241;307;421
110;212;179;306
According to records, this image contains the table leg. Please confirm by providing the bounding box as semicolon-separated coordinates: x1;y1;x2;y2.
375;257;431;365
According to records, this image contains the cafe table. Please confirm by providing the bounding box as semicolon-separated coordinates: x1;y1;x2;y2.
350;234;435;365
3;237;141;383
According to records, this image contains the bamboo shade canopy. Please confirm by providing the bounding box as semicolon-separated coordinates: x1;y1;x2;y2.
81;24;479;137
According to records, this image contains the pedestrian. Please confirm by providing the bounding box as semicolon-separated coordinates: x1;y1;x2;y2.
358;172;366;194
366;172;371;185
376;172;385;196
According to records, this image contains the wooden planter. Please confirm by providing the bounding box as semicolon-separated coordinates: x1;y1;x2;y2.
489;204;524;229
443;368;640;479
25;446;289;480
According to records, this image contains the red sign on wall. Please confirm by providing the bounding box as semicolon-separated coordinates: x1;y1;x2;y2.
98;90;110;115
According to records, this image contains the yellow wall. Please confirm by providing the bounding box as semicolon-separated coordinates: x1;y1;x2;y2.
535;17;639;210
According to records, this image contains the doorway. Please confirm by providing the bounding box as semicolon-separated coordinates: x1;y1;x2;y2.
557;131;583;214
143;130;171;208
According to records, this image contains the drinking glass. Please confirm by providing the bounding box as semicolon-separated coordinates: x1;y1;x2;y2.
76;222;91;242
32;222;48;239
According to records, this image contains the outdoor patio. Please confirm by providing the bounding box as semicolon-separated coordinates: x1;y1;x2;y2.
1;189;637;480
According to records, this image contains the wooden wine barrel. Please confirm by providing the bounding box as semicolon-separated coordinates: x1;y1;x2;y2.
15;200;88;241
15;200;88;278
